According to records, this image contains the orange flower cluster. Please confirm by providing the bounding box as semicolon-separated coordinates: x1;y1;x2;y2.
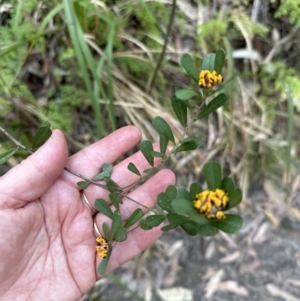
198;70;223;88
95;237;109;258
193;189;229;219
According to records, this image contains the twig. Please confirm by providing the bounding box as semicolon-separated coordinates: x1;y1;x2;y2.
0;126;33;154
146;0;177;92
0;126;107;189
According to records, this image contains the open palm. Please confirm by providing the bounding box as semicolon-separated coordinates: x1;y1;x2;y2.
0;126;175;301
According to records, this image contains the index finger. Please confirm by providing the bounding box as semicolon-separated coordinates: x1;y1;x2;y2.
62;126;142;187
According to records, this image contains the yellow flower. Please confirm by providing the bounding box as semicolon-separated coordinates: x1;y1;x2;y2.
193;189;229;219
95;237;109;258
198;70;223;88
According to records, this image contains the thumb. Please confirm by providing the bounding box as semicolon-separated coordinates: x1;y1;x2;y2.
0;130;68;209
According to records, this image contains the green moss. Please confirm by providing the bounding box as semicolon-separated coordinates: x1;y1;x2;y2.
197;19;227;51
275;0;300;27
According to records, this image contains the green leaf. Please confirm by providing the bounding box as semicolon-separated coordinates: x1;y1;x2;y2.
143;167;157;174
94;199;113;218
93;164;113;180
203;161;222;190
109;192;123;211
175;89;200;100
220;177;235;194
214;48;226;74
152;151;165;158
103;177;120;193
173;136;201;153
157;193;175;213
189;182;202;199
226;189;243;210
161;223;177;232
32;126;52;149
198;222;218;236
201;53;216;71
165;185;177;200
190;212;208;226
180;221;199;236
159;134;169;156
115;227;127;242
171;95;188;128
0;148;18;165
127;162;141;176
171;198;195;215
124;208;144;229
177;188;193;201
211;214;243;233
102;222;110;240
152;117;175;143
77;180;91;189
98;248;112;275
167;213;189;225
197;93;227;119
103;163;113;174
180;53;199;82
111;212;123;239
140;215;165;230
140;140;154;167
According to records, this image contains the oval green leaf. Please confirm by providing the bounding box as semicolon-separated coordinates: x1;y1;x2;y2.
152;117;175;143
77;180;91;189
197;93;227;119
173;136;201;153
127;162;141;176
198;222;218;236
157;192;174;213
32;126;52;149
220;177;235;194
94;199;113;218
124;208;144;229
201;53;216;71
211;214;243;233
180;221;199;236
177;188;193;201
161;223;177;232
189;182;202;199
175;89;200;100
166;185;177;200
109;192;122;211
171;198;195;215
214;48;226;74
190;212;208;226
159;134;169;156
104;177;120;193
98;248;112;275
0;148;18;165
102;222;110;240
203;161;222;190
140;140;154;167
111;212;123;239
226;189;243;210
180;53;199;82
140;215;165;230
171;95;188;128
115;227;127;242
167;212;189;225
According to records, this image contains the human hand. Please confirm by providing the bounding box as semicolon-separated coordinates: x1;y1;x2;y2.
0;126;175;301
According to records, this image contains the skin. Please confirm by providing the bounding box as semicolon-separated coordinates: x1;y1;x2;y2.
0;126;175;301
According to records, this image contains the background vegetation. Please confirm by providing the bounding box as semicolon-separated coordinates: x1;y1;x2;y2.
1;0;300;299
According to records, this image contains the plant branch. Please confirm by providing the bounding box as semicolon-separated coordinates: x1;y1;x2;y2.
0;126;33;154
146;0;177;92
